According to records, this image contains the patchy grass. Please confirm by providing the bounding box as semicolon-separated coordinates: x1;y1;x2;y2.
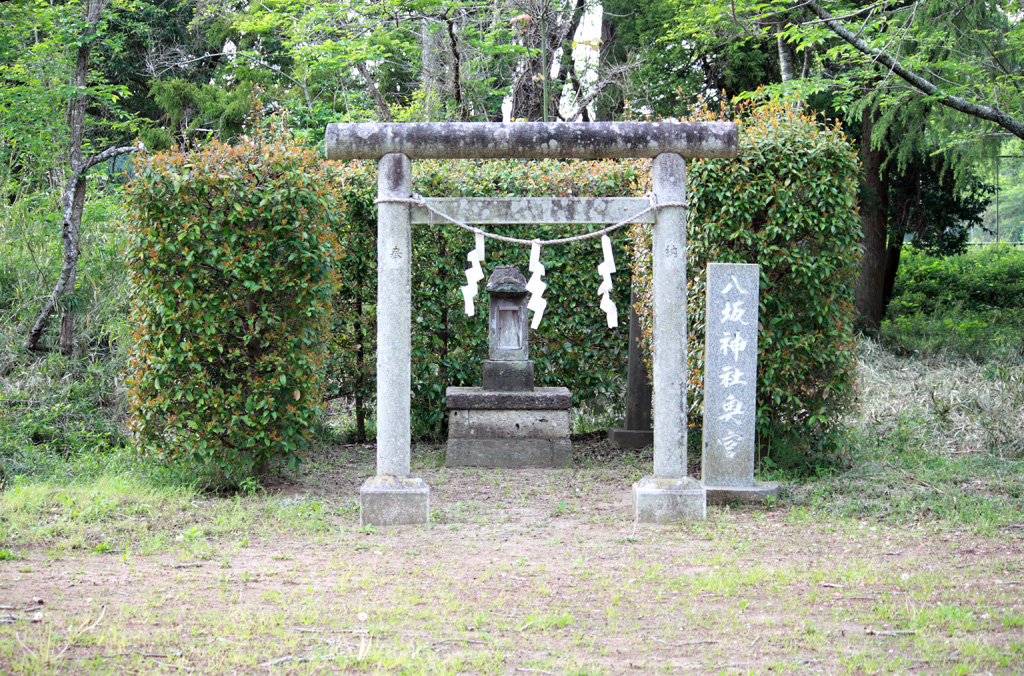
1;342;1023;674
2;436;1023;674
785;341;1024;529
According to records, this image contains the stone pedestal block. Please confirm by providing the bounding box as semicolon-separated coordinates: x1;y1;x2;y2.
633;476;706;523
447;438;571;468
445;386;572;468
449;409;569;439
359;475;429;527
481;360;534;391
704;481;779;505
446;387;572;410
607;427;653;450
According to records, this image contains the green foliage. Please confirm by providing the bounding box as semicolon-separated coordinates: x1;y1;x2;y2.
149;79;255;145
123;115;342;484
0;355;128;488
889;155;992;257
329;158;647;440
882;245;1024;360
892;245;1024;314
0;2;71;195
631;100;861;464
980;140;1024;243
618;0;778;114
1;192;131;486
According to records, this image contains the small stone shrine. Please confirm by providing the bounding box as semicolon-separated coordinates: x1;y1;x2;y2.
445;265;572;468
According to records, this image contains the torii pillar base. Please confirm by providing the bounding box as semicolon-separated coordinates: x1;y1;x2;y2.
633;476;706;523
360;475;430;527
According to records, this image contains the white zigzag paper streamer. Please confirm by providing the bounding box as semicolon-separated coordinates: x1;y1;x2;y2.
597;234;618;328
526;240;547;329
459;230;486;316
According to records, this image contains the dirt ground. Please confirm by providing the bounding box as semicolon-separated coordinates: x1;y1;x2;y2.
2;441;1023;674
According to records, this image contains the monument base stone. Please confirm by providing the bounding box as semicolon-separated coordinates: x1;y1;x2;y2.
633;476;706;523
359;475;429;527
704;480;779;505
447;438;571;468
607;427;653;450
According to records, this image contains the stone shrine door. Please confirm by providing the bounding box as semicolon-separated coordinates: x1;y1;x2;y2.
323;121;738;527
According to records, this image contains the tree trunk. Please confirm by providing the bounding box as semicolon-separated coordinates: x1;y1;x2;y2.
778;33;797;82
58;178;88;355
24;0;105;354
420;19;443;120
25;144;137;352
552;0;585;119
882;242;902;311
355;62;394;122
854;109;890;331
57;0;104;356
445;16;465;120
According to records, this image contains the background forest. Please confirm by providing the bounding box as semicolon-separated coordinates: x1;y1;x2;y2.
2;0;1024;483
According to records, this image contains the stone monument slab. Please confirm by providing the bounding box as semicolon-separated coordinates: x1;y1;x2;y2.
701;262;778;504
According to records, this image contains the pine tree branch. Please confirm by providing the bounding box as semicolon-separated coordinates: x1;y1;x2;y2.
803;0;1024;140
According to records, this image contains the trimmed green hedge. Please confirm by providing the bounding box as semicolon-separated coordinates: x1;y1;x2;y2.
630;100;861;460
328;159;646;440
124;119;342;482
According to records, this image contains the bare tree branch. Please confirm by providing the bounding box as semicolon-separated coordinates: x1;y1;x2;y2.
566;62;637;122
354;61;394;122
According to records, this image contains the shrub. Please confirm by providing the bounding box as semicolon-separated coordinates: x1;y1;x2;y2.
630;100;861;464
882;244;1024;360
889;244;1024;315
1;191;131;486
123;116;341;483
328;159;646;440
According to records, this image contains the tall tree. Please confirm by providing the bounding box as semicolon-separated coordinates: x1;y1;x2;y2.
602;0;779;117
672;0;1019;328
13;0;139;353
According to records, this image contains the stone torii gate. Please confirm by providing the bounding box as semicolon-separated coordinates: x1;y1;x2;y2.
325;121;738;527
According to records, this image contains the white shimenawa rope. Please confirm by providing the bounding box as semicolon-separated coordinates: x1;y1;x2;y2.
374;194;688;328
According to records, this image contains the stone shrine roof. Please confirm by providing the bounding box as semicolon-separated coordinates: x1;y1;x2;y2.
485;265;527;296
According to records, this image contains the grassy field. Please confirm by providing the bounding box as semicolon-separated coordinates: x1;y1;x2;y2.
1;340;1022;675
